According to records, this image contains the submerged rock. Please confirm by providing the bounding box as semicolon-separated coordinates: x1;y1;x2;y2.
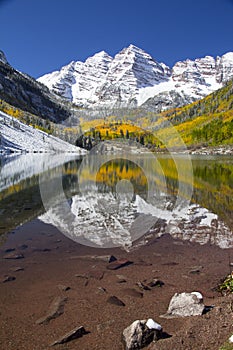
51;326;88;345
4;248;15;253
107;259;133;270
88;270;105;280
70;254;117;262
107;295;125;307
162;292;205;318
122;318;162;349
117;276;127;283
188;266;203;275
96;255;117;263
17;244;28;250
10;267;24;272
136;282;151;291
57;284;71;292
1;275;16;283
122;288;143;298
3;252;24;260
147;279;164;288
36;296;67;325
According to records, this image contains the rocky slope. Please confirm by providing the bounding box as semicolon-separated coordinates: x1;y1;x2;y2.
0;53;72;122
0;111;85;154
38;45;233;111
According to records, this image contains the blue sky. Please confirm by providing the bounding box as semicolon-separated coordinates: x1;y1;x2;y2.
0;0;232;78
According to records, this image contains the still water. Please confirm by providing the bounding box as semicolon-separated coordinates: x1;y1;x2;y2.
0;151;233;249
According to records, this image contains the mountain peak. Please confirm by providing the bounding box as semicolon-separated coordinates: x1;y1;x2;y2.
96;50;111;57
85;50;113;65
221;52;233;61
90;50;112;59
127;44;144;51
120;44;148;56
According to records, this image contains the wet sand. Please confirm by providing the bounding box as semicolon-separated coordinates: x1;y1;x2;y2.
0;219;233;350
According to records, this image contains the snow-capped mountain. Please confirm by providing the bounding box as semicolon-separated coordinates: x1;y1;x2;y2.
38;45;233;111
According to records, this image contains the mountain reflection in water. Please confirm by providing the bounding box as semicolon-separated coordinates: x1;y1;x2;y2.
0;153;233;249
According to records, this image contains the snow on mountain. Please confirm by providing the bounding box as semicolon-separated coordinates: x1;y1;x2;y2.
40;51;113;106
0;111;86;154
216;52;233;83
38;45;233;110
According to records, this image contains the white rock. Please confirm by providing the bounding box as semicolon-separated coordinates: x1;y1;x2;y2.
146;318;162;330
229;334;233;343
122;319;162;350
163;292;205;318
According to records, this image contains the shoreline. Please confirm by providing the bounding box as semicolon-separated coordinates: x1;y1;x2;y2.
0;219;232;349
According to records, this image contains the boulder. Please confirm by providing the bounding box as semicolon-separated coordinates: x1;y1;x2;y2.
162;292;205;318
122;318;162;349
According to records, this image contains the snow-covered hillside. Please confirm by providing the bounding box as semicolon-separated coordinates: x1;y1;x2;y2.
38;45;233;110
0;111;85;154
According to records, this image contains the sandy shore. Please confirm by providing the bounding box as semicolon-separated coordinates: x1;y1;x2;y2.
0;219;233;350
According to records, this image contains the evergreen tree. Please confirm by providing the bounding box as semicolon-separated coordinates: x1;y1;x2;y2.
87;135;93;150
76;135;83;148
139;135;144;145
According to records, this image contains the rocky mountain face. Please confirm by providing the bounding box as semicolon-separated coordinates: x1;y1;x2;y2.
0;54;71;122
38;45;233;111
0;50;8;65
